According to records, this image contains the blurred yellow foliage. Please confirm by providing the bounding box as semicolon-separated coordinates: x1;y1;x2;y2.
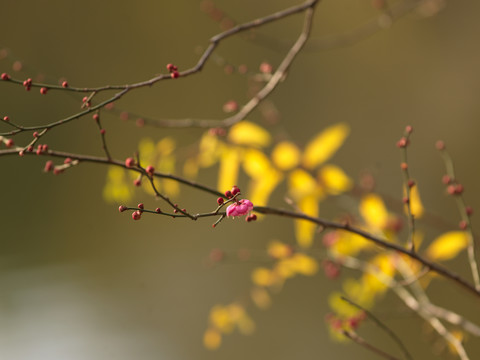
288;169;319;199
271;141;301;171
205;303;255;350
103;167;132;203
267;241;293;259
406;184;424;218
425;231;469;261
295;195;320;248
318;164;353;195
330;231;373;258
360;194;389;230
203;328;222;350
252;267;275;287
218;147;241;191
290;253;319;276
302;123;350;169
228;120;271;147
251;287;272;309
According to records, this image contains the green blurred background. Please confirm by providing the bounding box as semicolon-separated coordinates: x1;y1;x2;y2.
1;1;480;359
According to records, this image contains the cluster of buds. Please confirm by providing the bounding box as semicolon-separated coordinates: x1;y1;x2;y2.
325;311;366;333
322;260;341;279
23;78;32;91
225;186;256;221
35;143;49;155
166;63;179;79
396;125;413;148
442;174;466;198
1;72;11;81
213;186;256;227
43;157;78;175
208;127;227;137
82;96;91;108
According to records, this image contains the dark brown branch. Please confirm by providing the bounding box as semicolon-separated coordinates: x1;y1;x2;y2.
1;145;478;299
253;206;480;298
0;148;223;198
341;297;413;360
342;330;401;360
0;0;320;136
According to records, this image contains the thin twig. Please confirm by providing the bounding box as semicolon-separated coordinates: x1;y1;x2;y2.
0;0;320;136
438;146;480;291
341;296;413;360
255;205;480;298
342;330;401;360
399;127;416;252
339;255;470;360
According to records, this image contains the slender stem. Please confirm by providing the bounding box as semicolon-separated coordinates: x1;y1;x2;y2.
254;205;480;298
438;147;480;291
341;296;413;360
342;330;401;360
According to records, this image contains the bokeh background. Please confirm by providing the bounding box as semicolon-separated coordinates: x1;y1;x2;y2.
1;1;480;359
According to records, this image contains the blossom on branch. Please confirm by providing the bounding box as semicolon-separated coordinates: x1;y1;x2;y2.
226;199;253;218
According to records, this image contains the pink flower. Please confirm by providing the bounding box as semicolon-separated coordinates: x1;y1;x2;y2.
226;199;254;217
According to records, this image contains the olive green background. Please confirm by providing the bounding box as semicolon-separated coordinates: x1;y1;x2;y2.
1;1;480;359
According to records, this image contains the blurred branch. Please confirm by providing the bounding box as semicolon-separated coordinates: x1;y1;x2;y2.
251;0;424;53
1;143;478;300
437;144;480;291
341;330;401;360
341;296;413;360
0;0;320;135
255;206;480;298
340;255;471;359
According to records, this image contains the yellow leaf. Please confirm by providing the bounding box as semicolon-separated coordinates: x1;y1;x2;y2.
295;195;319;248
247;168;283;207
217;147;241;191
162;179;180;197
291;253;318;275
240;149;279;206
228;120;271;147
405;185;424;218
183;157;199;179
226;303;245;322
342;278;375;309
209;305;234;333
237;315;255;335
329;292;359;318
156;137;175;155
203;328;222;350
138;138;155;165
425;231;469;261
103;167;132;203
330;231;373;257
288;169;319;199
275;258;297;279
302;123;350;169
362;254;395;294
267;241;293;259
242;148;272;178
251;287;272;309
251;267;274;287
271;141;301;171
359;194;388;230
198;132;223;168
318;164;353;195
